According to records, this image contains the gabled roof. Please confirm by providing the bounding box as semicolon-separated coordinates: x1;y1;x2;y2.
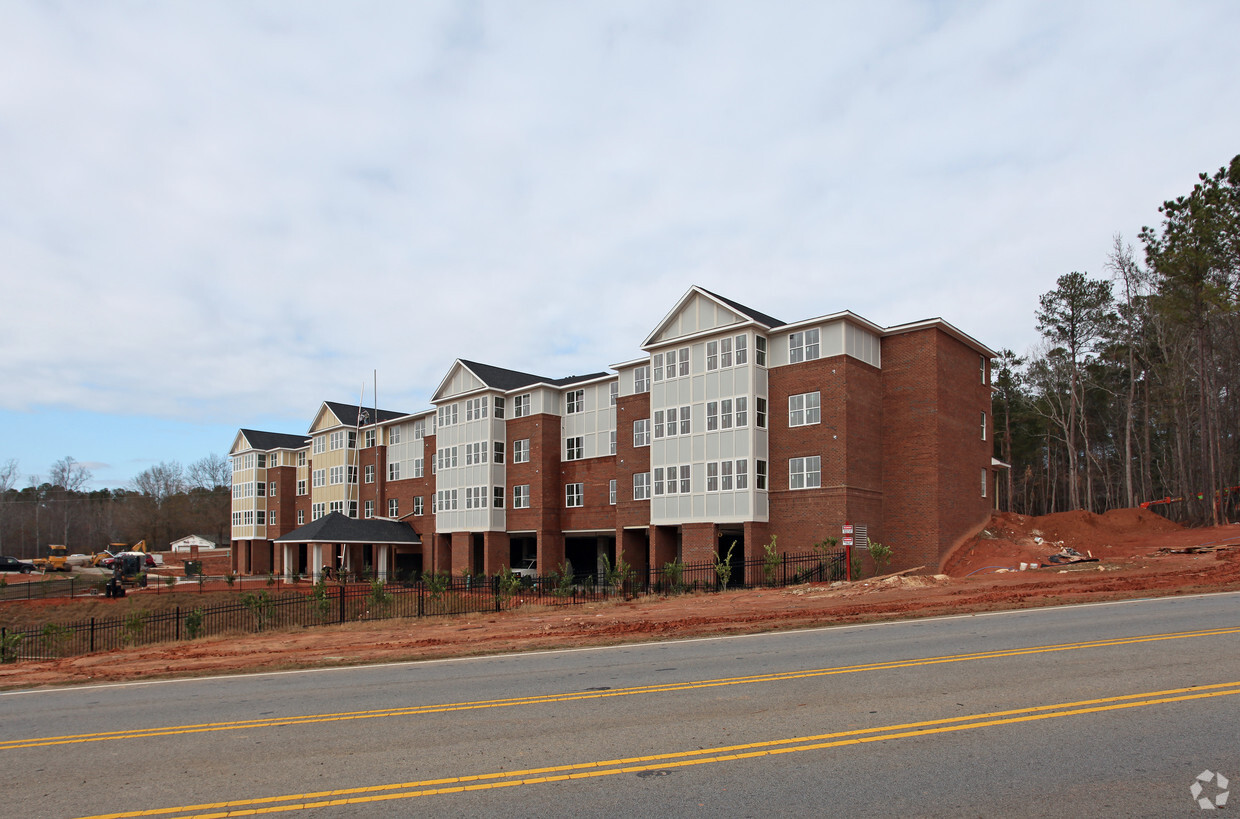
643;286;784;348
236;429;309;452
273;512;422;545
696;287;785;329
435;359;613;400
322;401;408;428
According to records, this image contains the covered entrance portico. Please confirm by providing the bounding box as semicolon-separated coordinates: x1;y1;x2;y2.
273;512;422;582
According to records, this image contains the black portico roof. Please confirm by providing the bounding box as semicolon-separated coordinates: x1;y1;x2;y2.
273;512;422;545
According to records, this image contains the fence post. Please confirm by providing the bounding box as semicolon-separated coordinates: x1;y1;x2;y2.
176;607;181;641
90;617;95;653
1;627;5;663
845;541;852;582
338;583;345;624
418;579;424;618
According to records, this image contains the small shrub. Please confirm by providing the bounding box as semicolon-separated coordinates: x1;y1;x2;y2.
122;610;146;645
41;622;72;657
424;571;449;600
196;573;207;592
494;569;523;608
868;541;893;575
224;572;236;588
762;536;780;586
164;574;176;590
311;579;333;620
661;560;684;594
241;592;274;631
600;554;632;594
553;561;575;598
367;578;392;614
266;572;276;587
715;541;737;591
184;608;205;640
1;631;23;663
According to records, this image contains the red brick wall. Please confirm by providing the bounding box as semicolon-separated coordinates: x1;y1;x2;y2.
614;392;652;529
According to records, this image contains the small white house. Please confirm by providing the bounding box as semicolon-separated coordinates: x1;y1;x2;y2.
170;534;219;553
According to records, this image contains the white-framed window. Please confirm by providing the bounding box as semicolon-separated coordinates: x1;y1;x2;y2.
665;407;677;437
566;483;584;507
982;468;988;497
566;436;584;460
610;382;618;406
329;430;345;450
297;479;307;495
297;509;305;525
653;410;665;439
664;350;676;380
494;396;506;418
388;461;401;481
721;460;733;491
364;464;375;484
388;498;399;517
414;496;424;516
633;419;650;447
981;354;988;385
312;502;325;520
513;485;530;508
364;500;374;518
414;458;424;478
514;439;530;463
707;462;718;491
514;394;531;417
789;392;821;427
269;452;280;468
653;467;664;496
465;442;488;465
243;510;253;526
756;397;768;429
680;466;690;494
653;353;664;382
313;436;326;454
256;510;265;526
609;430;617;455
756;336;767;366
666;465;678;494
329;500;344;514
789;328;821;363
346;466;357;484
707;340;719;371
329;465;345;485
364;429;376;448
388;426;401;445
413;419;426;439
707;401;718;431
256;481;266;497
312;468;326;488
348;500;358;518
297;451;306;467
981;411;987;441
720;399;733;430
720;336;733;368
634;472;651;500
493;486;504;508
789;456;821;489
736;459;748;489
348;431;357;449
566;389;584;414
736;397;748;427
437;404;458;427
756;459;767;490
609;479;617;505
678;347;690;377
679;405;690;435
735;335;747;365
494;441;505;462
465;486;483;509
634;365;649;393
466;397;488;421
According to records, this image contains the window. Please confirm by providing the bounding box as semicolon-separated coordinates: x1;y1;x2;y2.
388;498;399;517
364;464;375;484
513;394;531;417
312;503;325;520
634;472;651;500
414;458;424;478
514;485;530;508
735;335;747;365
494;396;506;418
653;467;664;496
982;468;988;497
329;500;343;514
756;397;768;429
653;353;664;382
633;419;650;447
243;510;253;526
494;441;505;462
665;407;677;437
680;466;690;494
566;389;584;414
466;442;487;465
707;401;718;431
679;405;690;435
413;419;426;439
388;462;400;481
756;336;767;366
297;451;306;467
756;459;767;490
736;397;748;427
707;340;718;371
330;430;346;450
981;355;988;384
347;431;357;449
610;382;618;406
610;430;617;455
707;462;718;491
566;436;584;460
720;399;733;429
388;426;401;445
721;460;733;491
678;347;690;376
789;328;820;363
634;365;649;393
269;452;280;468
256;510;265;526
664;349;676;379
256;481;265;497
609;479;617;505
297;479;307;495
347;465;357;484
566;483;584;507
720;336;733;368
465;486;483;509
789;392;821;427
653;410;665;439
514;439;530;463
364;429;376;448
364;500;374;519
298;510;305;525
666;465;678;494
329;465;345;485
414;496;424;516
313;436;326;454
494;486;504;508
312;469;326;488
981;411;987;441
348;500;358;519
437;404;458;427
466;397;488;421
789;456;821;489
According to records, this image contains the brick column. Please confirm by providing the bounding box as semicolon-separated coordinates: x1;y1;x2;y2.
681;522;717;565
484;531;511;574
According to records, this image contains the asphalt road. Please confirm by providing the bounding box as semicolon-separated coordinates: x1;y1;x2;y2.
3;592;1238;818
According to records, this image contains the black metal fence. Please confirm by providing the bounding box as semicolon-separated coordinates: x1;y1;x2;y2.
0;548;845;664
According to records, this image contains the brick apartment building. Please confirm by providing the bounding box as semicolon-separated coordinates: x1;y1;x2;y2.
229;287;1000;581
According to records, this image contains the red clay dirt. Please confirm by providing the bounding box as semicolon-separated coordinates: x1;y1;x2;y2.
3;508;1239;690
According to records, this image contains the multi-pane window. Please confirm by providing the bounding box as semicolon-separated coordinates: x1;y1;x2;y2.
789;328;821;363
707;402;718;430
298;510;305;525
329;500;344;514
364;464;375;484
566;483;584;507
437;404;458;427
297;479;307;495
981;411;987;441
610;430;617;455
756;336;767;366
721;460;733;490
756;397;768;428
364;429;376;448
389;426;401;445
348;500;358;519
414;458;424;478
313;436;326;454
494;486;504;508
347;431;357;449
634;365;650;393
678;347;690;376
756;460;768;490
312;503;325;520
513;394;531;417
364;500;374;519
297;451;306;467
513;439;530;463
466;397;488;421
721;399;733;429
666;466;678;494
329;465;345;485
707;462;718;491
707;341;719;371
789;456;821;489
330;430;346;450
494;441;505;462
736;397;748;427
413;419;426;439
634;419;650;447
566;436;584;460
388;462;400;481
256;481;266;497
269;452;280;467
665;408;677;437
609;479;617;505
494;397;506;418
789;392;821;427
388;498;398;517
634;472;651;500
680;467;690;494
513;485;530;508
735;335;748;365
566;389;584;414
653;410;665;439
653;353;664;382
414;496;424;516
720;336;733;367
346;466;357;484
465;442;488;465
256;510;266;526
653;467;664;495
312;469;326;488
665;349;677;380
679;406;690;435
465;486;484;509
610;382;618;406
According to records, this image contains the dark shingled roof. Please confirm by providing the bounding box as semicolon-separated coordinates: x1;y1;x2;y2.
273;512;422;545
323;401;410;427
239;429;310;451
460;360;612;392
697;287;785;329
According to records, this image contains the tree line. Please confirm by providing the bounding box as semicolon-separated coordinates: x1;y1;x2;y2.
0;455;232;559
994;154;1240;525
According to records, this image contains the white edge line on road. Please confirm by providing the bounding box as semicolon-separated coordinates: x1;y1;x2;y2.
3;588;1238;698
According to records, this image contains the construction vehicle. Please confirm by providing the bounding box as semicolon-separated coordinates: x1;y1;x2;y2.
31;544;71;572
104;553;148;597
90;540;147;568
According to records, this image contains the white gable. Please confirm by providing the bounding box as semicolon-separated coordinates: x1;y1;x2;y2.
432;361;487;402
647;289;747;347
308;404;345;433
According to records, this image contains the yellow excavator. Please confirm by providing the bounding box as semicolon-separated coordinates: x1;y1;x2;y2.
31;544;71;572
90;540;147;568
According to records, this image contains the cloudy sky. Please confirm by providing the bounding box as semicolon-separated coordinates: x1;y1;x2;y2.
2;1;1238;490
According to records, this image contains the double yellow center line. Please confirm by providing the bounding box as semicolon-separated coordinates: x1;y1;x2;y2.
4;624;1238;752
